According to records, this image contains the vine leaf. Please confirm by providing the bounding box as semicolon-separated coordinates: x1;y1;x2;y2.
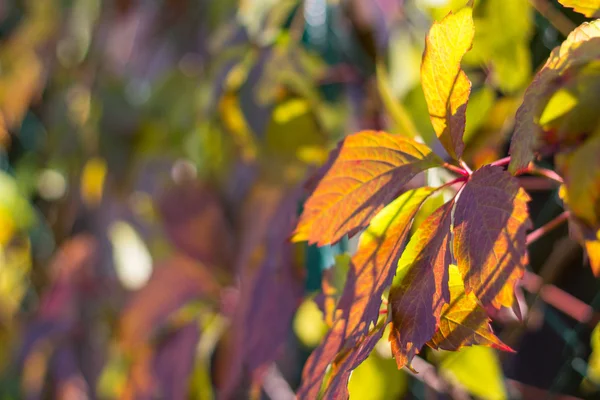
388;201;453;369
453;166;532;310
508;19;600;173
421;5;474;160
296;188;433;399
558;0;600;17
428;265;512;351
292;131;442;246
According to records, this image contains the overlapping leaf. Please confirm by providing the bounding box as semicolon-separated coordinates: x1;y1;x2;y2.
388;201;453;369
297;188;434;398
335;188;435;348
453;166;532;310
558;0;600;17
509;19;600;173
421;5;474;160
556;131;600;228
428;265;511;351
293;131;442;246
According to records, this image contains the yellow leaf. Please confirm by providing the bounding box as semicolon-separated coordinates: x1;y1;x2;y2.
293;298;329;348
558;0;600;17
421;5;474;159
81;157;107;208
348;352;408;400
439;346;507;400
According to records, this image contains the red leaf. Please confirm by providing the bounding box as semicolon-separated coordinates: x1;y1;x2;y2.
120;254;220;350
428;266;512;352
158;181;233;270
293;131;442;246
297;188;433;398
324;326;385;400
453;165;532;310
388;201;453;369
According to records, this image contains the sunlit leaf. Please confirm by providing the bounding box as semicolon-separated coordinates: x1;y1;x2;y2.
314;254;350;326
347;350;408;400
428;265;511;351
389;201;453;369
438;346;507;400
558;0;600;17
293;131;442;246
509;19;600;173
556;129;600;228
421;5;474;160
453;166;532;310
297;188;433;399
294;298;329;348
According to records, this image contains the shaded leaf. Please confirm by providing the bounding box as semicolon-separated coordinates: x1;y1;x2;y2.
297;188;433;399
509;20;600;173
293;131;442;246
389;201;453;369
428;265;511;351
453;166;531;310
337;188;435;349
558;0;600;17
120;254;220;350
324;327;386;400
556;131;600;228
421;5;474;160
158;181;234;270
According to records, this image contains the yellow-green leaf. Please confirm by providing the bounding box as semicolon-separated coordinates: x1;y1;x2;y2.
421;5;474;160
558;0;600;17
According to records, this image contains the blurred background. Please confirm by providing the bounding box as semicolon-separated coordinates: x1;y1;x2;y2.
0;0;598;399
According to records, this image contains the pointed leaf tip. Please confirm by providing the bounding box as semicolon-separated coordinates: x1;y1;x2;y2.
421;6;474;160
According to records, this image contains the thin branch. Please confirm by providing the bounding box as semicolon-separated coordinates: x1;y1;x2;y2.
443;162;469;177
526;211;570;245
527;165;564;184
490;156;511;167
459;160;473;175
529;0;576;37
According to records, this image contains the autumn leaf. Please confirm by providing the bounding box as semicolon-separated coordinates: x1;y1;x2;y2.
158;181;234;271
453;166;532;310
336;187;435;349
421;5;474;160
556;131;600;228
293;131;442;246
428;265;511;351
388;201;453;369
509;19;600;173
120;254;220;350
323;326;385;400
297;187;434;398
558;0;600;17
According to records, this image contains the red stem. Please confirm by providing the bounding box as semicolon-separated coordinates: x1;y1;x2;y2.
490;156;511;167
526;211;570;245
459;160;473;175
379;309;388;315
528;165;564;184
443;163;469;177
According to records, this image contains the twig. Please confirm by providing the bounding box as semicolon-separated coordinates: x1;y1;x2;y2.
527;165;564;184
526;211;570;245
490;156;511;167
529;0;576;37
443;163;469;177
459;160;473;175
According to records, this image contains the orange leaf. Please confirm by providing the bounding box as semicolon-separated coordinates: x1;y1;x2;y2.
421;5;474;160
388;201;453;369
453;166;532;310
293;131;442;246
336;188;435;349
297;187;433;398
428;265;511;352
558;0;600;17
